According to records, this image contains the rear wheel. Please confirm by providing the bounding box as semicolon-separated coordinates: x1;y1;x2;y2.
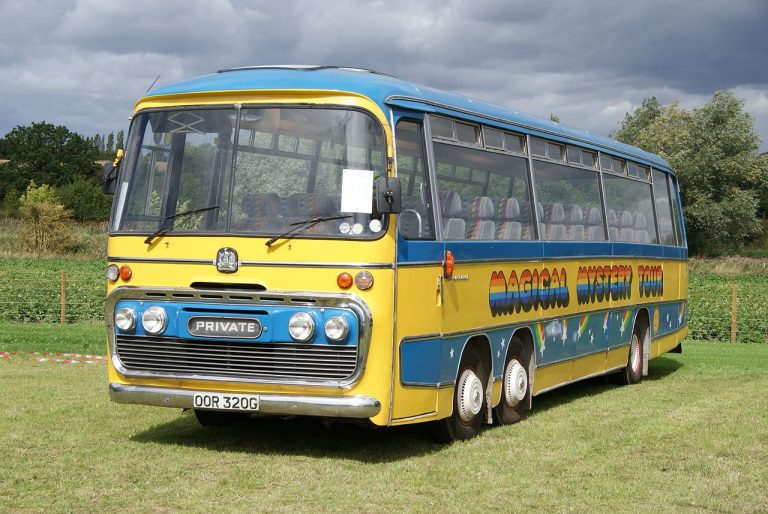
493;337;530;425
431;345;487;442
613;323;644;385
194;409;251;427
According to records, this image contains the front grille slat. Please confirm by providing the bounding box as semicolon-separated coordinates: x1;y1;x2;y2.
115;335;358;381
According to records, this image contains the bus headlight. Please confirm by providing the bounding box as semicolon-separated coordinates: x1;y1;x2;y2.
288;312;315;342
114;307;136;331
324;316;349;342
142;306;168;335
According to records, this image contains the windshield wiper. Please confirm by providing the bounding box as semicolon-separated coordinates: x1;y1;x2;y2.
144;205;220;245
265;215;352;247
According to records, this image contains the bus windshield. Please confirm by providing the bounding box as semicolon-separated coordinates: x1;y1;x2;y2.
111;107;387;240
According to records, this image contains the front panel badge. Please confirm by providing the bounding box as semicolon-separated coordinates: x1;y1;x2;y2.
216;247;238;273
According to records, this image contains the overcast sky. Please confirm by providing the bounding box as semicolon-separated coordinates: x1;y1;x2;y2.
1;0;767;151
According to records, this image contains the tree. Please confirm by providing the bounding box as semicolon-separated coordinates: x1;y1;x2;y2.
18;181;74;253
0;122;99;203
106;132;115;154
116;130;125;151
614;91;768;255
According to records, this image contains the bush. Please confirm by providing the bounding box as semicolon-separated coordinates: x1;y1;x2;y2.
18;182;74;253
57;177;113;222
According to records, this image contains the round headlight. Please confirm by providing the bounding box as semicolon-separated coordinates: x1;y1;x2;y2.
142;306;168;335
288;312;315;342
324;316;349;342
114;307;136;331
106;264;119;282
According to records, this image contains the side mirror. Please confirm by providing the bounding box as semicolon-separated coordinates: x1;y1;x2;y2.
375;176;401;214
102;162;117;195
102;148;124;195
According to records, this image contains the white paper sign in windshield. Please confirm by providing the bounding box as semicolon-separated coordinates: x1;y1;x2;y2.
340;169;374;214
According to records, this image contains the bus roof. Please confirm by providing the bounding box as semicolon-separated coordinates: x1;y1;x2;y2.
146;65;671;170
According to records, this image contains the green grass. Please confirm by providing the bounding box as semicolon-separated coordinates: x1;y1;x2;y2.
1;341;766;512
0;321;106;354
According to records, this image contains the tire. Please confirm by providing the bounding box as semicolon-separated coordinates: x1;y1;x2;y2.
194;409;251;427
613;322;644;385
493;337;530;425
431;345;487;443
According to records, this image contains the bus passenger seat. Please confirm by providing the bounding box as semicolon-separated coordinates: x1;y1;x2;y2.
286;193;335;232
617;211;634;242
466;196;495;240
399;196;425;239
543;202;566;240
564;204;584;241
608;226;619;241
496;197;522;240
440;191;465;239
238;192;283;231
633;212;651;243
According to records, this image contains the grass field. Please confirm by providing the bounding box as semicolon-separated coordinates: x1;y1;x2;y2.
1;339;767;513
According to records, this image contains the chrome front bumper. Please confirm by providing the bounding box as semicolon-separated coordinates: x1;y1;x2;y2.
108;383;381;419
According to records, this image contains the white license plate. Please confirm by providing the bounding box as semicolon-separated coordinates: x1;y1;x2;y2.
193;392;260;412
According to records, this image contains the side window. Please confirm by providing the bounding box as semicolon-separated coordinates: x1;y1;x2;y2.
669;175;685;247
433;142;534;240
532;160;605;241
603;174;658;244
652;169;677;245
395;120;435;239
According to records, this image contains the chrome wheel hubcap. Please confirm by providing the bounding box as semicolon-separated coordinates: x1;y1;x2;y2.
457;369;483;422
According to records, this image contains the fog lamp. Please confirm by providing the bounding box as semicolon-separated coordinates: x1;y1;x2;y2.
324;316;349;342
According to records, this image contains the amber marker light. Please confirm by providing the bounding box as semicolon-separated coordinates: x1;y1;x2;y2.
444;250;455;278
119;265;133;281
337;272;353;289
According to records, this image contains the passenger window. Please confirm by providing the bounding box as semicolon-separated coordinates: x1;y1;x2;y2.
532;161;605;241
652;170;677;245
669;176;685;247
433;142;534;241
603;174;658;244
395;120;435;240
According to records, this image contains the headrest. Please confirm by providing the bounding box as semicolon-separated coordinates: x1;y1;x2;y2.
584;206;602;225
606;209;618;226
242;192;282;216
470;196;494;218
545;203;564;223
498;198;520;219
633;212;647;229
440;191;462;217
619;211;633;228
564;204;583;224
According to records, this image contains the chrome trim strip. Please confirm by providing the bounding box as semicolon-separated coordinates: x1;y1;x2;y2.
106;286;373;389
239;261;394;269
391;411;437;423
396;260;442;267
109;383;381;419
533;364;626;396
535;345;628;369
106;256;394;269
108;257;214;265
386;95;672;170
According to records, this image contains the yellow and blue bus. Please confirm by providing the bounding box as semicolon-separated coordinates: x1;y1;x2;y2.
103;65;687;441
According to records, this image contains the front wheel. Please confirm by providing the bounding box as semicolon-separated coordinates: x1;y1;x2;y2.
431;345;487;442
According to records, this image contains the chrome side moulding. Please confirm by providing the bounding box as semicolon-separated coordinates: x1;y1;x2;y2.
109;383;381;419
105;286;373;389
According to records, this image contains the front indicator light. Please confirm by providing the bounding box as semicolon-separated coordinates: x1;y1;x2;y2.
337;272;353;289
288;312;315;342
324;316;349;341
114;307;136;331
119;265;133;281
142;306;168;335
354;271;374;290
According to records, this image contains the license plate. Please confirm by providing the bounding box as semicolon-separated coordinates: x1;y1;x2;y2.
193;392;260;412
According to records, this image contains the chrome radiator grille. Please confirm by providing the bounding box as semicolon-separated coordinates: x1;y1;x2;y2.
115;335;358;381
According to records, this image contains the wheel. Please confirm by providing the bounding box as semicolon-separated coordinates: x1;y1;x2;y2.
493;337;530;425
431;345;487;442
194;409;251;427
613;323;644;385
